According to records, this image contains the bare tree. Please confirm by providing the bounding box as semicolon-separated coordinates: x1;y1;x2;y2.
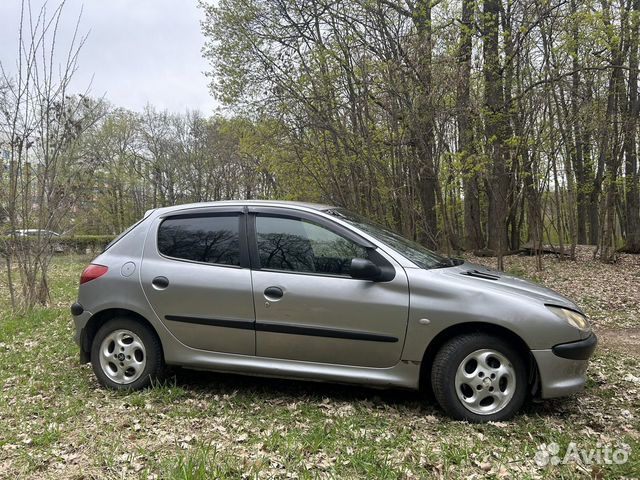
0;0;99;309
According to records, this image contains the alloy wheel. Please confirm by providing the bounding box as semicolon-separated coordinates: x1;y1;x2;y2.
98;329;147;384
454;348;516;415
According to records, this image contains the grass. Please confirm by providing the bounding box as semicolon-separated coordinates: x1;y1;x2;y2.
0;253;638;479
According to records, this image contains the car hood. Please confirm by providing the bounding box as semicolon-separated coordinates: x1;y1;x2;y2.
434;261;582;313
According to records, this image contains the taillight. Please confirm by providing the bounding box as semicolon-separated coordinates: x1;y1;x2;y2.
80;264;108;284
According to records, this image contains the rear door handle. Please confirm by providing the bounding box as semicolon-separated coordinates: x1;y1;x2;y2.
152;276;169;289
264;286;283;300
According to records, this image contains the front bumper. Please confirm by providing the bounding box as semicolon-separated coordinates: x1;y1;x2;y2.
552;332;598;360
532;333;597;399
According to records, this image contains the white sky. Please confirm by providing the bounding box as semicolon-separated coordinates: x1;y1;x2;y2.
0;0;217;114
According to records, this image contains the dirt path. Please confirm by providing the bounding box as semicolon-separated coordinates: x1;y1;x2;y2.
596;327;640;355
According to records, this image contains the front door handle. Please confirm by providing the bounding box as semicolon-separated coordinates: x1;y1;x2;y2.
264;286;283;300
152;276;169;289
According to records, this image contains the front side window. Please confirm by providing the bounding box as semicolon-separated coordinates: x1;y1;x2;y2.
256;215;366;275
158;214;240;266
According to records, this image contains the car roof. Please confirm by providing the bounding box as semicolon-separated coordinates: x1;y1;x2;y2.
153;200;337;215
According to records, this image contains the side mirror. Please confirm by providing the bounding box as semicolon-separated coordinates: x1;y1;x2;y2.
350;258;382;281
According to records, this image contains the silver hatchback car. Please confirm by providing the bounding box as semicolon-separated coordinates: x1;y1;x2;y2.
72;201;597;422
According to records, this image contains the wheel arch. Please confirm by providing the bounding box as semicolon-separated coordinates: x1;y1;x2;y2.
79;308;163;363
418;322;539;396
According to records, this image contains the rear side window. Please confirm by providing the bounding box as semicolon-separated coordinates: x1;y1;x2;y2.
158;215;240;266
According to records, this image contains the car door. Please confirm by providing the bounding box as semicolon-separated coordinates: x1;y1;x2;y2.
140;208;255;355
249;208;409;368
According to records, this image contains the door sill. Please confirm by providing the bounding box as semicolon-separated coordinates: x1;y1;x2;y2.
165;348;420;390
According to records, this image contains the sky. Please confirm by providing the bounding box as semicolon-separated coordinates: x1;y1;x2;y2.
0;0;217;114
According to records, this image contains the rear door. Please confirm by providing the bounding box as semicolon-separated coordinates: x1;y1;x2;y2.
140;208;255;355
249;208;409;368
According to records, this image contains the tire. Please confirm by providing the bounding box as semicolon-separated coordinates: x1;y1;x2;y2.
431;333;528;422
90;317;164;390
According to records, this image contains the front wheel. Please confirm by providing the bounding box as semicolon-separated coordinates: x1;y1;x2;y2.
431;333;528;422
90;317;164;390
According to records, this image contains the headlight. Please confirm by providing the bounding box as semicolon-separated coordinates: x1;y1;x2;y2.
546;306;591;332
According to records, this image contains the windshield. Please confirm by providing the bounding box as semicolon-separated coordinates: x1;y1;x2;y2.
326;208;454;269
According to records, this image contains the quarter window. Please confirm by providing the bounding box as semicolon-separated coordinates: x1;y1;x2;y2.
255;215;367;275
158;215;240;266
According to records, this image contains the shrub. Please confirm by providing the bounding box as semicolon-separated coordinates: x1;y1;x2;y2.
57;235;116;253
0;235;116;255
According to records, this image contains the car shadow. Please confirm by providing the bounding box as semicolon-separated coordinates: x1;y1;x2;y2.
522;396;588;419
167;366;434;411
162;366;581;422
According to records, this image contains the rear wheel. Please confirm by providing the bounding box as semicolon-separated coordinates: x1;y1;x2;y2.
431;333;528;422
91;317;163;390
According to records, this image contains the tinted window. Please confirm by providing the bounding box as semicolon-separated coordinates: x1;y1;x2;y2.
256;215;366;275
158;215;240;266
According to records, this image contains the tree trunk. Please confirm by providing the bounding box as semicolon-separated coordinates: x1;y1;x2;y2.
599;0;626;262
569;0;589;245
458;0;483;251
624;0;640;252
412;0;439;249
483;0;510;268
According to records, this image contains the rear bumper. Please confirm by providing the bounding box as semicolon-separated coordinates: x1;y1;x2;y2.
71;303;92;348
532;333;597;399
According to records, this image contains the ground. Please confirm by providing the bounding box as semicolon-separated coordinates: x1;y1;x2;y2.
0;249;638;479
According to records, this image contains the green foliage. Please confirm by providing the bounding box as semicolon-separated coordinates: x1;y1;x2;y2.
58;235;116;252
194;0;640;257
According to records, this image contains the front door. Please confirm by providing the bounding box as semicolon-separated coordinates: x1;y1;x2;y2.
249;210;409;368
141;209;255;355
